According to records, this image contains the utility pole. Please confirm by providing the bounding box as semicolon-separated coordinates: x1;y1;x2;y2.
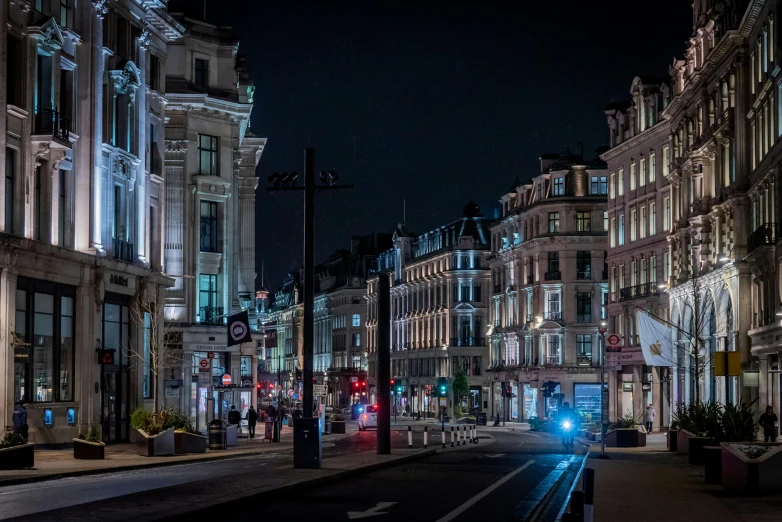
266;148;352;468
377;273;391;454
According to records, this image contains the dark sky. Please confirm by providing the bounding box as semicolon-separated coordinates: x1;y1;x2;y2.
194;0;693;292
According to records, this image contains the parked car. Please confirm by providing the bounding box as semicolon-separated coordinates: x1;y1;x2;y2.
359;405;378;431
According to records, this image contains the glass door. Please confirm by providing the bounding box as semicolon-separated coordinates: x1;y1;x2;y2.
102;372;117;443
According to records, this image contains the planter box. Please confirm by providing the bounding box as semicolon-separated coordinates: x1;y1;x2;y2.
456;418;476;425
0;443;34;469
136;428;174;457
226;424;238;446
704;446;721;484
605;428;646;448
331;421;346;434
73;438;105;459
677;429;698;455
668;429;678;452
721;442;782;493
684;436;714;465
174;431;207;454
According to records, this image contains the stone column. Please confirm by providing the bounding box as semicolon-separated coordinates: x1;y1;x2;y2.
0;268;18;431
91;1;109;254
135;29;150;265
758;355;769;410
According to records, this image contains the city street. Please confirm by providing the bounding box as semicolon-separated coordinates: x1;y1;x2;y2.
0;427;584;521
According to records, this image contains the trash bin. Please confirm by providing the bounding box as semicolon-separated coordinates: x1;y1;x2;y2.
208;419;227;450
324;417;332;435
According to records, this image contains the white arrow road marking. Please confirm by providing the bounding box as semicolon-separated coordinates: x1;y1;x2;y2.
434;460;534;522
347;501;397;519
484;453;506;458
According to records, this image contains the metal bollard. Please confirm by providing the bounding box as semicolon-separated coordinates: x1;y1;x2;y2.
570;491;585;522
450;426;454;447
424;426;428;449
442;427;446;448
583;468;595;522
408;426;413;449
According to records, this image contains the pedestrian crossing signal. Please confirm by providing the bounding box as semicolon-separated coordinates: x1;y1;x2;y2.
97;349;115;365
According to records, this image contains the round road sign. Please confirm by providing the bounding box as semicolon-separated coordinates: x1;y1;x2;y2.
607;334;621;346
287;389;294;397
199;358;210;370
222;374;232;386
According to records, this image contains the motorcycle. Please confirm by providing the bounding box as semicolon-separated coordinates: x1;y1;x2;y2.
560;419;575;453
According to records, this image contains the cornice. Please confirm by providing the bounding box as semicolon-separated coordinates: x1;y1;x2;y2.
600;120;671;161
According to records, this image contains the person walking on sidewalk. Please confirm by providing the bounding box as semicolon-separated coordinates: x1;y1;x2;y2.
247;405;258;439
645;404;656;433
759;405;778;442
228;405;241;426
12;401;28;440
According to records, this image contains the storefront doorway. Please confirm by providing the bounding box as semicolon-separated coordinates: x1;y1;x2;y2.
101;297;131;443
523;384;539;420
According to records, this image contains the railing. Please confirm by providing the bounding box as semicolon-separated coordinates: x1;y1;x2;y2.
544;271;561;281
112;238;135;263
34;107;71;142
449;337;486;347
619;282;659;301
747;222;777;254
200;306;225;325
544;311;562;321
327;366;364;373
577;354;593;366
576;270;592;280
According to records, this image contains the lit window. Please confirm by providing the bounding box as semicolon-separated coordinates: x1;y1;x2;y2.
548;212;560;233
576;211;591;232
649;152;656;183
618;168;624;196
352;314;361;327
553;177;564;196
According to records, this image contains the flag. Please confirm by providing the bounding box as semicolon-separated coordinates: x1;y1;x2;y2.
637;310;673;367
227;310;253;347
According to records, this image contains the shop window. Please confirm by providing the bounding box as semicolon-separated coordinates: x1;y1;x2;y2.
574;383;602;421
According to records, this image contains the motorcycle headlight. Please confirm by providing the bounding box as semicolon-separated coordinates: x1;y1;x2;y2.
563;420;571;430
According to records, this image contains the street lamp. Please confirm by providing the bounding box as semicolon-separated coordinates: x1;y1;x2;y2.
598;320;609;460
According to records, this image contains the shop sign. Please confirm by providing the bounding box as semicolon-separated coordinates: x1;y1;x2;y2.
242;379;252;387
166;388;180;399
622;382;633;392
105;271;135;292
13;346;29;362
195;344;228;352
642;382;651;391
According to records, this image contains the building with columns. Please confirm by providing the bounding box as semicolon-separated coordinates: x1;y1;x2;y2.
487;151;608;422
366;203;492;417
0;0;180;444
162;12;265;432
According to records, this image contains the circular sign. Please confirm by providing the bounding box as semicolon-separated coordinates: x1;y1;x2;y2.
230;320;248;342
242;379;252;387
607;334;621;346
222;374;232;386
276;385;282;391
207;352;216;360
199;358;210;370
287;389;294;397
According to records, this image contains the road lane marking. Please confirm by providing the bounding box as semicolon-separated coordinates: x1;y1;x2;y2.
347;501;397;519
485;453;506;458
433;459;534;522
514;455;578;521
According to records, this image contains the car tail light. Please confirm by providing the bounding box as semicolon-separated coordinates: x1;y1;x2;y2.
363;415;368;420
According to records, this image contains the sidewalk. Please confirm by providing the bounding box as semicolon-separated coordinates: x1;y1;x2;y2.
583;433;782;521
0;426;350;487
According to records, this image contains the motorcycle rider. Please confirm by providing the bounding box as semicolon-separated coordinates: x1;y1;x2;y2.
558;402;577;452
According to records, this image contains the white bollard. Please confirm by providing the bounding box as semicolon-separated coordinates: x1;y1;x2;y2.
442;427;446;448
408;426;413;449
450;426;454;447
424;426;428;449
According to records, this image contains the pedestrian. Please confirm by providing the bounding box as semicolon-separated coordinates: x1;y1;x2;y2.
12;401;28;440
278;404;287;424
228;405;241;426
759;405;778;442
247;405;258;439
645;404;656;433
393;404;398;420
266;403;277;420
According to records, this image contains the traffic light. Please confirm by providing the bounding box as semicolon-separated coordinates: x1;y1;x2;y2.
268;383;274;389
295;369;302;381
541;380;558;398
257;383;261;390
396;384;402;394
390;379;395;396
437;377;447;397
505;383;512;398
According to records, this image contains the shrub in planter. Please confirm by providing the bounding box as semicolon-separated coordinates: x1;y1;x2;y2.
331;420;346;434
74;425;105;459
0;433;34;470
131;408;174;456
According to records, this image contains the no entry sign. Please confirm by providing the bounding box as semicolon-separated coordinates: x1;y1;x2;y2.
222;374;232;386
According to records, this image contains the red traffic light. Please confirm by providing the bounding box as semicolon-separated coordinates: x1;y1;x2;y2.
269;383;274;388
256;383;261;390
361;382;366;386
354;382;359;387
390;379;394;384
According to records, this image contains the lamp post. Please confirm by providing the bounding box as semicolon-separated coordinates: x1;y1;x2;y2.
598;320;609;459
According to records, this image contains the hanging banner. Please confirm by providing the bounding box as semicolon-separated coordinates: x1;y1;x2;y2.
637;311;673;367
227;310;253;347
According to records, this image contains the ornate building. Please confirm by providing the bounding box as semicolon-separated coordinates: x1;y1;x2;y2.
488;151;608;422
162;13;265;432
366;203;492;417
0;0;180;444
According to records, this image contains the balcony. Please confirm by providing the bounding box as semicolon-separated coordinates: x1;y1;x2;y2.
619;282;659;301
33;107;71;145
544;311;562;321
747;223;777;255
449;337;486;347
577;354;593;366
200;306;225;326
544;271;561;281
112;238;135;263
576;270;592;280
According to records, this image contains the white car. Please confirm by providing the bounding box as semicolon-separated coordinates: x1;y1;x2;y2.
358;405;378;430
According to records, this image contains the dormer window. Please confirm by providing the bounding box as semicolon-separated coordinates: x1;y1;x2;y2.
553;177;564;196
194;58;208;88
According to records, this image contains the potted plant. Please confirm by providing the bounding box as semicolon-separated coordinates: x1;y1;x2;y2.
702;401;758;484
674;401;721;463
73;425;105;459
605;413;646;447
0;433;34;470
131;408;174;457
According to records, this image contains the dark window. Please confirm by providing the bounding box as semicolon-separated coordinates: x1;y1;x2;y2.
553;177;564;196
60;0;68;27
576;335;592;364
59;68;73;120
591;176;599;194
548;212;560;233
452;283;458;303
199;274;217;309
548;252;559;274
198;134;218;176
576;292;592;323
194;58;208;88
200;201;218;252
5;148;14;233
473;356;482;376
460;284;470;302
576;251;591;279
34;166;43;242
473;282;482;303
576;211;591;232
58;169;66;246
149;54;161;91
6;36;22;108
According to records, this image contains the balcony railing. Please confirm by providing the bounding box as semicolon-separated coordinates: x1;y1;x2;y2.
619;282;659;301
576;270;592;280
747;222;777;254
544;271;561;281
112;238;135;263
200;306;225;325
544;311;562;321
577;354;593;366
449;337;486;347
34;107;71;142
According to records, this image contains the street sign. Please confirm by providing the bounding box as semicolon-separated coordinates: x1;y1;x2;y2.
222;374;232;386
199;358;210;371
607;334;621;347
313;384;327;396
287;389;295;397
207;352;216;360
198;372;210;386
439;398;447;407
276;384;282;391
350;376;358;382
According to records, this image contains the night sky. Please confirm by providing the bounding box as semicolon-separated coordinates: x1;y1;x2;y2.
190;0;693;292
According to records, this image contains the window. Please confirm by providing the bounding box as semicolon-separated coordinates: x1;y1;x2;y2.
640;157;646;186
452;283;458;304
591;176;599;194
472;356;482;376
640;206;646;239
663;251;670;282
58;169;67;246
5;148;14;233
649;152;656;182
35;166;44;242
198;134;219;176
576;211;591;232
577;335;592;364
460;283;470;302
662;146;670;178
663;196;671;230
630;162;636;190
473;282;482;303
618;213;625;245
200;201;218;252
553;177;564;196
547;291;560;316
352;333;361;347
651;255;657;283
547;335;560;364
548;252;560;275
576;292;591;323
6;36;22;108
199;274;218;317
610;173;615;199
601;289;608;319
618;168;624;196
143;312;151;398
194;58;208;88
352;314;361;327
610;217;616;247
649;202;656;235
630;209;637;241
603;211;609;232
640;258;647;284
548;212;560;233
149;54;161;92
576;251;591;279
600;176;608;194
